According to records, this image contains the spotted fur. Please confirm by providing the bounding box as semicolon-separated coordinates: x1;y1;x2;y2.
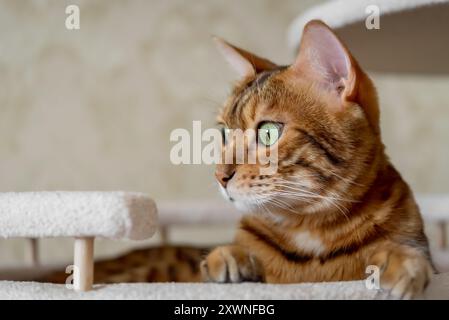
43;246;208;284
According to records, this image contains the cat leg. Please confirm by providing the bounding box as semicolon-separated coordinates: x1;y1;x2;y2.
200;245;264;283
368;242;433;299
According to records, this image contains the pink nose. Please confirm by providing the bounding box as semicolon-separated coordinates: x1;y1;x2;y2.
215;171;235;188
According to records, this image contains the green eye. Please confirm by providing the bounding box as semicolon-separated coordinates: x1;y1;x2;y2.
258;122;281;146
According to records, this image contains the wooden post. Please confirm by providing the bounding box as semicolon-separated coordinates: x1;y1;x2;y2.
160;226;169;245
73;237;94;292
26;238;39;267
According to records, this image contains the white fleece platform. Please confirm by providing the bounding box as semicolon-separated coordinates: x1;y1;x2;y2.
1;272;448;300
0;192;158;240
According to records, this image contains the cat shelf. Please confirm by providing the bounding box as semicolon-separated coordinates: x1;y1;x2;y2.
0;192;158;291
288;0;449;75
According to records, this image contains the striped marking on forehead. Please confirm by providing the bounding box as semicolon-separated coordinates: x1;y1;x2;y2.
227;66;287;126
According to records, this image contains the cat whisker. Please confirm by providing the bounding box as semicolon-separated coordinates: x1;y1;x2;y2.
276;192;353;215
246;194;270;216
265;191;315;205
271;190;351;221
273;183;358;204
321;168;364;187
265;197;296;212
273;179;359;203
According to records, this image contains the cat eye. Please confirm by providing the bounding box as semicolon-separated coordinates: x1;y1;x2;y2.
258;122;282;146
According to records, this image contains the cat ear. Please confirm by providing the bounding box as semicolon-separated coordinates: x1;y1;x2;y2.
213;36;278;78
292;20;357;102
292;20;380;134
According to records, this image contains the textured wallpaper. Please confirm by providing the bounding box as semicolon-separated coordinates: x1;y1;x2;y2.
0;0;448;265
0;0;317;202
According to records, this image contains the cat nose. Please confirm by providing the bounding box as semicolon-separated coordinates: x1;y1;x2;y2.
215;170;235;188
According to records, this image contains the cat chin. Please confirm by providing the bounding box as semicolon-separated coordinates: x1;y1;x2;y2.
231;198;274;214
218;183;232;200
217;183;274;213
232;200;257;212
232;201;287;223
219;193;262;212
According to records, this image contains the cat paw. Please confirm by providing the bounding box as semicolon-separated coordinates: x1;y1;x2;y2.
200;245;264;283
370;246;433;300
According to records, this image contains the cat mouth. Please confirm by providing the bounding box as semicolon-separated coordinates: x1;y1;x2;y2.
217;182;276;211
218;183;235;202
223;191;271;212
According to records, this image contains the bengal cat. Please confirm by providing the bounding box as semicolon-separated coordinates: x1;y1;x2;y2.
200;20;434;299
44;20;433;299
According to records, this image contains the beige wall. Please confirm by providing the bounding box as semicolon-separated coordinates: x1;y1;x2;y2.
0;0;448;266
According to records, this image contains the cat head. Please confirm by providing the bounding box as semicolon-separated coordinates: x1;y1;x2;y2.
214;20;383;217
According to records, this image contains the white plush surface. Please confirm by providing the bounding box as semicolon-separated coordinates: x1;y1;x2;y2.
0;192;158;240
1;272;448;300
288;0;449;49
